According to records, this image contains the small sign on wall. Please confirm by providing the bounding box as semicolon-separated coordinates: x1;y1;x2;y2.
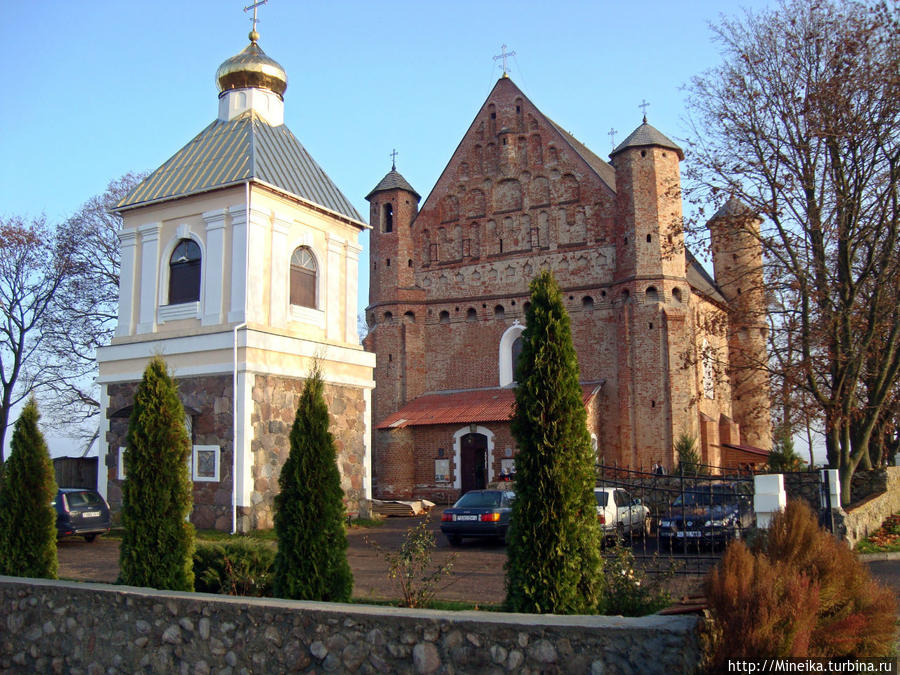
435;459;450;482
501;458;515;477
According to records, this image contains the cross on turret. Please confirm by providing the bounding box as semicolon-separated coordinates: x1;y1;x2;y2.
390;149;398;171
608;127;618;150
639;99;650;122
244;0;267;36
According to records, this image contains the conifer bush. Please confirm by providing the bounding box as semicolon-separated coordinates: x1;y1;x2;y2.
0;400;58;579
505;269;603;614
273;367;352;601
674;432;705;475
705;500;897;663
118;356;195;591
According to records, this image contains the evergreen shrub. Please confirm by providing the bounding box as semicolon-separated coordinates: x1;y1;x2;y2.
675;432;705;474
0;400;58;579
193;539;275;596
705;500;897;664
505;269;603;614
273;367;352;601
118;356;195;591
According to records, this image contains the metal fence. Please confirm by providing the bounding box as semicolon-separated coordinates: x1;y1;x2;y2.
595;463;756;577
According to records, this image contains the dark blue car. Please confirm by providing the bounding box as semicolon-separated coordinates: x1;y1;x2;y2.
53;489;111;542
440;489;514;546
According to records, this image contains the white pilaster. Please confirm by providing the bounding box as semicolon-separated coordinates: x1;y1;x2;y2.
345;241;362;344
116;229;138;337
326;235;344;340
136;222;161;334
228;206;247;323
235;371;255;510
202;208;227;326
269;216;290;328
245;207;271;325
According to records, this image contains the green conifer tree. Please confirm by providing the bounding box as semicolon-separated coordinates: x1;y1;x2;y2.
0;399;58;579
675;432;705;475
767;426;805;472
505;270;603;614
273;367;352;601
118;356;194;590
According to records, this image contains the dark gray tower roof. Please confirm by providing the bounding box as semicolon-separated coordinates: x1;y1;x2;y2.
610;117;683;160
366;168;421;201
711;196;755;221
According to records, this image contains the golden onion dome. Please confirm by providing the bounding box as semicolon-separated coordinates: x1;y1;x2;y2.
216;31;288;99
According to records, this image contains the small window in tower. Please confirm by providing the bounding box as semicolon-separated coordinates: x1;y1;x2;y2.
672;287;683;302
388;354;392;362
290;246;317;308
646;286;658;301
649;322;654;330
600;290;607;298
168;238;202;305
408;259;413;267
404;311;415;323
737;288;742;295
523;301;531;313
490;112;496;119
641;150;647;157
383;203;393;233
384;311;393;322
503;137;508;146
386;258;390;267
494;305;505;319
582;296;594;310
647;234;652;243
516;105;521;113
622;289;630;301
466;307;477;322
624;237;628;246
651;400;656;408
439;310;450;324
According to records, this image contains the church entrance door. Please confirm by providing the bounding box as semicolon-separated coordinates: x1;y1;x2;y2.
460;432;488;494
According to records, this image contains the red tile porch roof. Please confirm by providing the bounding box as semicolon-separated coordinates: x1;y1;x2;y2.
376;382;604;430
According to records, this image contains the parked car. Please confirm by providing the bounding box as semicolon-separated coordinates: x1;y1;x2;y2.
440;489;514;546
594;487;651;540
53;489;111;542
657;481;754;548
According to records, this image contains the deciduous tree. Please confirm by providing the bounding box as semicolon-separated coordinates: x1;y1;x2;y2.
685;0;900;503
505;269;602;614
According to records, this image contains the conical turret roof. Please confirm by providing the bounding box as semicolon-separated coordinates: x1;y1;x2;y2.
366;166;420;201
610;117;683;160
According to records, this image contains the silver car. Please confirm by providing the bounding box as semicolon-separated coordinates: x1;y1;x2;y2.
594;487;651;540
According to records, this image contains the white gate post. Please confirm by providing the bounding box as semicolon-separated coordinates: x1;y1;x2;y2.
754;473;787;529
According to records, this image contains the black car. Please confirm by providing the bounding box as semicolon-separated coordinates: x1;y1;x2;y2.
657;482;754;548
440;489;514;546
53;489;111;542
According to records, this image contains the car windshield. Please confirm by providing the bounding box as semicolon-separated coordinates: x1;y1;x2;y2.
455;491;502;508
672;489;739;507
594;492;609;507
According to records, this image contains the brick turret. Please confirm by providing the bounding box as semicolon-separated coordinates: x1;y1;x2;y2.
708;198;771;449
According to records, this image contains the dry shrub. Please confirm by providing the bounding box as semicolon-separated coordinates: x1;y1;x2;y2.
705;500;897;664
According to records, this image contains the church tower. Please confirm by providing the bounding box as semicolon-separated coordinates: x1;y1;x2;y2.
364;164;424;497
609;118;695;468
709;198;771;449
97;22;374;531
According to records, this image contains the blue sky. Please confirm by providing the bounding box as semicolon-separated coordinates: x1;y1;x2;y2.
1;0;781;455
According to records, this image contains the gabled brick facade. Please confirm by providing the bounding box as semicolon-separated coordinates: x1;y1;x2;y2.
365;77;771;500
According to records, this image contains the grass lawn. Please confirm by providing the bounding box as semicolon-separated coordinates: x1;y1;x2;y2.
854;513;900;554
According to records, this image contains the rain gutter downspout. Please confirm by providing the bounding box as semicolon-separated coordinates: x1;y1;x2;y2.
232;179;251;534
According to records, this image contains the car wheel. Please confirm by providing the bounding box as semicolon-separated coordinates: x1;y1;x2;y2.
84;534;97;543
447;535;462;547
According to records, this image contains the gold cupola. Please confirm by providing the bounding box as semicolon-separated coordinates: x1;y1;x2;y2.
216;30;288;100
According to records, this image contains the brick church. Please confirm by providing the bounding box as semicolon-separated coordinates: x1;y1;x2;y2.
364;75;771;501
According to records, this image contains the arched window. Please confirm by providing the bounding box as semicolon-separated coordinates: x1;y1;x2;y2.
383;203;393;233
168;239;201;305
439;310;450;324
494;304;505;319
290;246;317;308
466;307;477;322
646;286;658;302
499;323;526;387
582;296;594;310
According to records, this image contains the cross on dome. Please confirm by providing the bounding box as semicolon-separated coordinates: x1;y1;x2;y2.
244;0;267;41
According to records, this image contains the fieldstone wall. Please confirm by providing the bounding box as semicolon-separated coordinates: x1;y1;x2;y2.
837;467;900;548
106;375;235;530
247;374;369;529
0;577;700;674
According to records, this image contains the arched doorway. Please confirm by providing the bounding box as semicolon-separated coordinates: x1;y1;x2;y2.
459;432;488;493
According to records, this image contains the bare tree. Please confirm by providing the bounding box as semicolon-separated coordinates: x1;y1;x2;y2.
0;217;75;461
40;173;146;452
685;0;900;503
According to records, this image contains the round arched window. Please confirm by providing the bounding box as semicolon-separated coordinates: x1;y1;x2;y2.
290;247;317;308
168;239;201;305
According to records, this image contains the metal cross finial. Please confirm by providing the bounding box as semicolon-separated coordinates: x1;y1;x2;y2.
244;0;268;35
390;149;398;171
608;127;618;150
639;99;650;123
493;44;516;77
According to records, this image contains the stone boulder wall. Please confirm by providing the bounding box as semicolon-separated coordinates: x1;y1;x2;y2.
0;577;701;674
837;467;900;548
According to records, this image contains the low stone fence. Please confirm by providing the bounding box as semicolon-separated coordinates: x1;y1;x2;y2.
0;577;701;674
836;467;900;548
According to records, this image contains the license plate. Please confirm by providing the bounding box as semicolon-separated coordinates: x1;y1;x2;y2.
81;511;101;518
455;515;478;521
676;531;701;538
